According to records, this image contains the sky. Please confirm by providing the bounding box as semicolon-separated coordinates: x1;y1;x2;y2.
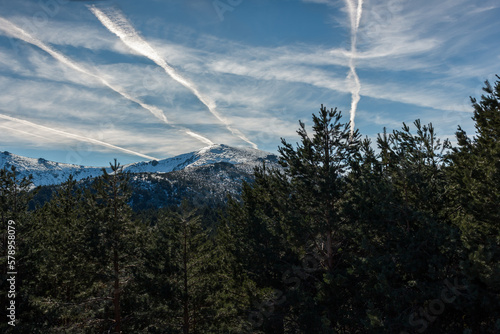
0;0;499;166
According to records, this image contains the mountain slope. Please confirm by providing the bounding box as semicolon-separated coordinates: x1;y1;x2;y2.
128;161;257;210
1;144;279;188
0;151;104;187
122;144;277;174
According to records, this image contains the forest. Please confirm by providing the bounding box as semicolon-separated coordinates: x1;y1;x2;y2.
0;77;499;333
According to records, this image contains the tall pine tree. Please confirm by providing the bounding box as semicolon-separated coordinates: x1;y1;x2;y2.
447;75;500;331
0;166;35;333
84;160;142;333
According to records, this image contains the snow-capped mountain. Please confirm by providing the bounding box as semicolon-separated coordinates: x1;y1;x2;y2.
0;144;279;187
0;151;105;187
123;144;277;174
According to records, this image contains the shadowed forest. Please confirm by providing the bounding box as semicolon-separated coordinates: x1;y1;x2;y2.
0;77;499;333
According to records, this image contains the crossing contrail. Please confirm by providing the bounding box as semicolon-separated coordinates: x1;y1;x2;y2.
0;17;168;123
89;5;258;149
0;113;158;160
343;0;363;137
0;16;214;146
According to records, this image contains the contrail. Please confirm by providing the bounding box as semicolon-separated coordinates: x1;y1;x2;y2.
89;5;258;149
343;0;363;137
0;17;168;124
0;16;214;146
0;113;158;160
185;130;214;146
0;124;53;141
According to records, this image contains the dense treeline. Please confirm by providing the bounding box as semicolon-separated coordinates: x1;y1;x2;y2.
0;77;499;333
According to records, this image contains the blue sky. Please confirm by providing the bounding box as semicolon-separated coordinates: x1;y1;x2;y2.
0;0;499;166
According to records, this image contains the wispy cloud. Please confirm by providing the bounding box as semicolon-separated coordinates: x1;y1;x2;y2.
0;112;158;160
0;15;217;149
0;16;169;123
89;4;255;148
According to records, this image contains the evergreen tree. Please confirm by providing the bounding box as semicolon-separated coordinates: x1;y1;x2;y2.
0;166;33;222
83;160;143;333
137;203;222;333
223;171;298;333
348;121;464;332
20;169;144;333
25;175;92;332
278;104;361;271
208;210;256;333
0;166;36;333
277;105;362;332
447;75;500;331
225;105;363;333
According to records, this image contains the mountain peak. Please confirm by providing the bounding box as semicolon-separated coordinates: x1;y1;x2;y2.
198;143;230;154
124;144;275;174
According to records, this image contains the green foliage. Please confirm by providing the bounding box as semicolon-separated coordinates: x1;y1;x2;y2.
278;104;361;270
222;105;365;333
447;76;500;330
348;121;465;332
84;159;144;333
25;176;92;332
0;167;37;333
0;166;34;221
140;203;212;332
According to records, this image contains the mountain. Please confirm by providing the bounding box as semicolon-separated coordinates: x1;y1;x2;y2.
1;145;280;208
0;151;104;187
122;144;278;175
126;161;258;210
124;144;279;209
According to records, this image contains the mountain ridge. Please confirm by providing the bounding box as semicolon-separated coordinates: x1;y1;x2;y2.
0;144;278;187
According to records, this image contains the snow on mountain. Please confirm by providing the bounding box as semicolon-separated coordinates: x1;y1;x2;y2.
124;144;276;173
0;151;105;187
0;144;278;187
122;144;277;174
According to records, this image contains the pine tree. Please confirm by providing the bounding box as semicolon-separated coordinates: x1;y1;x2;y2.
84;160;142;333
224;105;363;332
137;202;223;333
277;105;362;333
348;121;464;332
0;166;33;221
223;172;297;333
278;104;361;271
447;75;500;331
208;211;256;333
25;175;91;331
0;166;36;333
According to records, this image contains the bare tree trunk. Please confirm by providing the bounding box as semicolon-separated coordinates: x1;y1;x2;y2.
113;248;121;333
326;229;333;270
112;170;121;334
183;219;189;334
